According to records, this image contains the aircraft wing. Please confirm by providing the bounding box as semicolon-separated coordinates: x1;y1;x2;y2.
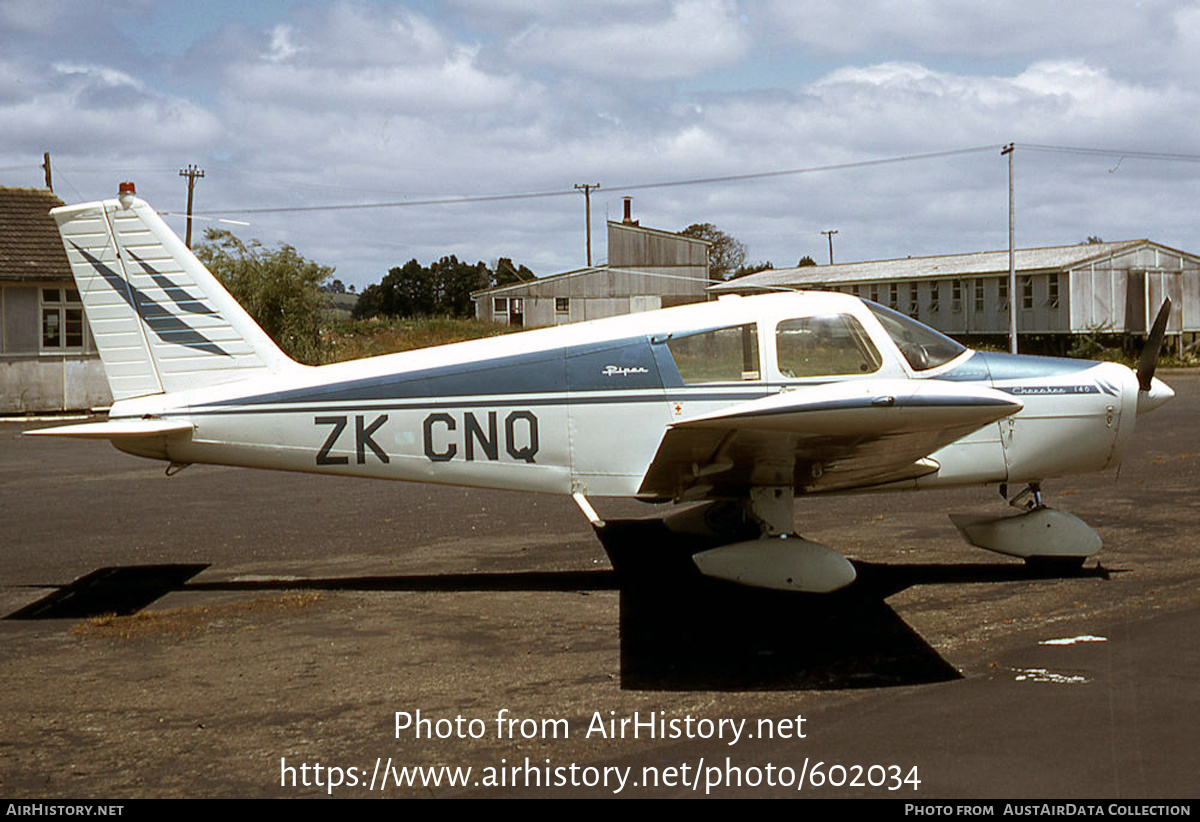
638;379;1022;500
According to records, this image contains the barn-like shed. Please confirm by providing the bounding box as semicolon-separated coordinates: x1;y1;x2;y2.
0;187;110;413
713;240;1198;347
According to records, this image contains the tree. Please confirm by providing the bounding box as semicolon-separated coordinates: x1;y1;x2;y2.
731;261;774;279
680;223;747;281
354;256;530;320
494;257;534;287
797;255;818;267
194;228;333;364
431;255;490;317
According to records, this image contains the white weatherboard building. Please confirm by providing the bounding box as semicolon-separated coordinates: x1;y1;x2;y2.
0;187;110;413
472;212;711;327
713;240;1199;349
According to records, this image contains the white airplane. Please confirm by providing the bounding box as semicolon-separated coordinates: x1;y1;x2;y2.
30;184;1176;593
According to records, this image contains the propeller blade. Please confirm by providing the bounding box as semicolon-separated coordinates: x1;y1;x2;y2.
1137;298;1172;392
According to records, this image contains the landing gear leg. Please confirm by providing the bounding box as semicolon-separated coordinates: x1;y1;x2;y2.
1007;482;1044;511
688;486;857;593
747;486;795;536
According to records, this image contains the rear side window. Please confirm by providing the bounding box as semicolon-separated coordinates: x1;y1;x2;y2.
666;324;760;383
776;314;882;377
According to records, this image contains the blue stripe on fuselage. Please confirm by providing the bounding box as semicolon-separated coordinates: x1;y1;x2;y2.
198;335;674;409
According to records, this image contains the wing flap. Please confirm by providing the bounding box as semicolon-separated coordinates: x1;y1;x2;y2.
639;380;1020;499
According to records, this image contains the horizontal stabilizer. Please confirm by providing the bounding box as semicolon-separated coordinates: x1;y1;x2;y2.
25;419;193;439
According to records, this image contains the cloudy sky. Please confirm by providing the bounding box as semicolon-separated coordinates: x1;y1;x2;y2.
3;0;1199;289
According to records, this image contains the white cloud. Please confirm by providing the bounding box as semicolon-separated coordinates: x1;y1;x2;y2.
758;0;1182;60
0;58;220;155
4;2;1200;286
505;0;750;79
265;24;300;63
219;5;530;115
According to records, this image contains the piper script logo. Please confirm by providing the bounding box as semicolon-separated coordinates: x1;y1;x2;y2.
602;365;649;377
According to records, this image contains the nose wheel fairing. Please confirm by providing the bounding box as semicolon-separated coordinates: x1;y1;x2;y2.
949;507;1101;563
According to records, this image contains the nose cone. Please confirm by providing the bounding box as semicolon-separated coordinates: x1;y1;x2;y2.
1137;375;1174;416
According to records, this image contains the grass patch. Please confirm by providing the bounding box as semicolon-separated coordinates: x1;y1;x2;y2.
322;317;517;362
70;593;325;640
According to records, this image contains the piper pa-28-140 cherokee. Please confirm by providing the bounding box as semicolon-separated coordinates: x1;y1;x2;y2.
30;184;1176;593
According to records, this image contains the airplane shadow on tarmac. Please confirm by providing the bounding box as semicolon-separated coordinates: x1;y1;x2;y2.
5;518;1110;692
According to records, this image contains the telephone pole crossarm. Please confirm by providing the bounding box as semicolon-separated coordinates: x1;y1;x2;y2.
179;164;206;249
820;229;838;265
574;183;600;267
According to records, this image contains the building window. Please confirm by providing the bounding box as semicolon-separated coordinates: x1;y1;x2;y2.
889;283;899;309
974;280;984;313
951;279;962;313
493;297;508;315
929;281;940;314
1022;276;1034;310
555;297;570;314
869;284;879;303
908;283;919;318
997;277;1008;311
41;287;84;350
1047;274;1060;309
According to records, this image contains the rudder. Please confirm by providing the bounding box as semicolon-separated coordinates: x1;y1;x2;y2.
52;183;297;401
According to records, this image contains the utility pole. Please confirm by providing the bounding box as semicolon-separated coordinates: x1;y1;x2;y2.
1001;142;1016;354
179;164;206;248
821;229;838;265
574;183;600;267
42;152;52;191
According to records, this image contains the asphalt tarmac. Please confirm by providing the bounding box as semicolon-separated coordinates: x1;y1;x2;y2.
2;372;1198;798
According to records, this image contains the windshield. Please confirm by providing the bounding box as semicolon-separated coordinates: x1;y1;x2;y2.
866;302;967;371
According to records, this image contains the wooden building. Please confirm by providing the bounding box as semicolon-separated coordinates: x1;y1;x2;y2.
472;208;710;327
713;240;1199;346
0;187;110;413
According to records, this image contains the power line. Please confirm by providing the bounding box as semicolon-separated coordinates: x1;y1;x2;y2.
197;186;576;215
610;145;1000;192
1020;144;1200;163
195;145;1002;216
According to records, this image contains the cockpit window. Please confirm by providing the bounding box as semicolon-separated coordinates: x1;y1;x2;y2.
775;314;881;377
866;301;966;371
666;323;760;383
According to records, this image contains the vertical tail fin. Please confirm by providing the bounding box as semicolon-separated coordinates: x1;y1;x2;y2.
52;185;296;400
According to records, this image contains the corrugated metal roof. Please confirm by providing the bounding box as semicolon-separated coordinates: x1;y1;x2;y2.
711;239;1166;293
0;187;70;282
472;266;594;297
606;220;711;246
474;220;711;298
